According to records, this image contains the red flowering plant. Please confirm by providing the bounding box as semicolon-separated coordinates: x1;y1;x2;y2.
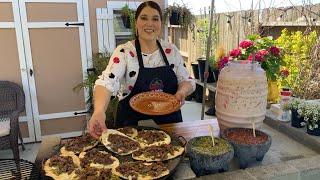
218;34;284;81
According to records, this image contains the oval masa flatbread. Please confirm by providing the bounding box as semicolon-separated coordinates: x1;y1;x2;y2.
135;130;171;147
132;144;184;162
112;161;169;180
60;133;99;156
44;154;80;180
79;148;119;169
100;129;141;155
117;127;138;138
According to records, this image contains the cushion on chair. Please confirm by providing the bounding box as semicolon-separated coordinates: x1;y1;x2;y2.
0;118;10;137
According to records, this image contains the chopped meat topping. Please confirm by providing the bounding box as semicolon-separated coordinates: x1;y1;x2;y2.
49;155;77;175
75;167;113;180
118;127;134;136
108;134;140;153
136;130;166;144
75;167;99;180
80;149;115;168
64;133;97;152
116;161;168;178
133;144;180;160
99;168;113;179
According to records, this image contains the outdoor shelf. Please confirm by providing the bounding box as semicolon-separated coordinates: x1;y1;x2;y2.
195;79;217;92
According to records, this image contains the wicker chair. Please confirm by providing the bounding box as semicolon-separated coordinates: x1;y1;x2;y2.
0;81;25;163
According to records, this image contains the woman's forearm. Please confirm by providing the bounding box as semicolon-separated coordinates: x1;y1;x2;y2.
93;85;112;113
177;81;194;97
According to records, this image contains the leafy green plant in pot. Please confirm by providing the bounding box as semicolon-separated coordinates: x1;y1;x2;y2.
163;4;195;29
186;135;234;176
73;53;118;128
222;127;272;169
120;4;134;29
283;98;306;128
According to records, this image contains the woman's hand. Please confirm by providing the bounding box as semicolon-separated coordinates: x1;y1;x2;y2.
88;111;107;139
174;91;186;106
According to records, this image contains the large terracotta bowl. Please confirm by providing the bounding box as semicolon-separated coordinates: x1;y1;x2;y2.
129;91;180;116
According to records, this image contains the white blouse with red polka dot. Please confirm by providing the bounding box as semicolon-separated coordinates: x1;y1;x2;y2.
94;40;196;100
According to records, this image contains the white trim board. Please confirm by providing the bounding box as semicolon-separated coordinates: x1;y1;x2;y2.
115;32;132;36
76;1;90;118
82;0;92;68
24;0;78;2
21;137;35;143
19;0;42;142
107;1;141;11
39;111;86;120
40;131;83;141
13;0;37;142
164;0;168;42
0;22;14;28
27;22;80;28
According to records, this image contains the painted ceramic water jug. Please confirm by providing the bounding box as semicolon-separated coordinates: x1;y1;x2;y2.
215;60;267;129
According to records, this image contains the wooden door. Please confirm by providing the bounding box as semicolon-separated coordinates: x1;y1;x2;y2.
19;0;92;140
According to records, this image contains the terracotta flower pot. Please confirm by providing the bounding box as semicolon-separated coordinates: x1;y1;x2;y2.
186;136;234;176
222;128;272;169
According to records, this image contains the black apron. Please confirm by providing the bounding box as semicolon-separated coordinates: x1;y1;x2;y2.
115;39;182;127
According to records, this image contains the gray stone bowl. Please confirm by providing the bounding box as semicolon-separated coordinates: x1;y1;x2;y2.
221;128;272;169
186;136;234;177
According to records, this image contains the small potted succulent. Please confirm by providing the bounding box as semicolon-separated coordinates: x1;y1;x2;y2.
299;102;320;136
283;98;306;128
222;126;271;169
186;126;234;176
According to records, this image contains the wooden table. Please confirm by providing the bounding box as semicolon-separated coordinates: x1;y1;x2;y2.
159;119;220;141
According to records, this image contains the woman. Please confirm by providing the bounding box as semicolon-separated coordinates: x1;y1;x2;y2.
89;1;195;138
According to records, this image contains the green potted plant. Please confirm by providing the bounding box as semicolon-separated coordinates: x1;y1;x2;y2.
218;35;284;103
73;53;118;128
163;4;194;29
120;4;134;29
276;29;319;100
283;98;306;128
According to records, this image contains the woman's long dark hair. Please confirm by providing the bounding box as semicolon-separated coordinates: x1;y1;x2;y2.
135;1;162;21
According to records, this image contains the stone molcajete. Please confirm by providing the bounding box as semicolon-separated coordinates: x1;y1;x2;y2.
222;128;272;169
186;136;234;176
